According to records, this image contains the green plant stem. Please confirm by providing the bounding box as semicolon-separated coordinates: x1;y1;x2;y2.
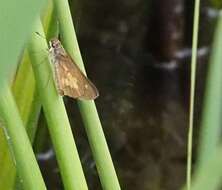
53;0;121;189
187;0;200;189
1;59;40;189
0;129;16;190
0;1;45;189
191;146;222;190
28;18;88;190
0;81;46;190
197;12;222;166
79;101;121;190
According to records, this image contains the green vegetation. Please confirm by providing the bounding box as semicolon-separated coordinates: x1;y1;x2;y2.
0;0;120;189
0;0;222;190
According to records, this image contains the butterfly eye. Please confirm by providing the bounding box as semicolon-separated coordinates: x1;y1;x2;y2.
51;40;60;48
52;42;58;48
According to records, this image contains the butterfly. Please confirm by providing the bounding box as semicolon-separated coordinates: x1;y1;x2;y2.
49;38;99;100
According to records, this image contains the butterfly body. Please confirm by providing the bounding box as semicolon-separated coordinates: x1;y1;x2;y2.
49;38;99;100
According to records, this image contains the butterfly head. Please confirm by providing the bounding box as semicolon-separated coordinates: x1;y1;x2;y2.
49;38;65;57
49;38;61;49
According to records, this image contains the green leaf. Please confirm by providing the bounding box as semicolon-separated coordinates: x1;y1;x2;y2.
0;0;46;84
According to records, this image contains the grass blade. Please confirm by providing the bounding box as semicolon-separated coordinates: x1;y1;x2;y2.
0;50;41;190
187;0;200;189
197;12;222;166
0;81;46;190
0;0;46;189
191;146;222;190
28;18;88;190
52;0;121;189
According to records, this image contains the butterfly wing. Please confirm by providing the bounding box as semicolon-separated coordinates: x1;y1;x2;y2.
54;54;99;100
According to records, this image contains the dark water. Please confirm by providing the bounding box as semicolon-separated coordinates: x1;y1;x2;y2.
36;0;219;189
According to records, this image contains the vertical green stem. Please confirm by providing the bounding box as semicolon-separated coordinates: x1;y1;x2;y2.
187;0;200;189
79;101;121;190
28;18;88;190
197;13;222;166
0;81;46;190
52;0;121;189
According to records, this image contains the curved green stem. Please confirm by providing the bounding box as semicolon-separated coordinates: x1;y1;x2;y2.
52;0;121;189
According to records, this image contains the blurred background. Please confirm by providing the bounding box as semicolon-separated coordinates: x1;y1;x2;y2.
35;0;220;189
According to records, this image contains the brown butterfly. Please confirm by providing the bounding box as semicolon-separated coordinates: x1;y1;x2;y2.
49;38;99;100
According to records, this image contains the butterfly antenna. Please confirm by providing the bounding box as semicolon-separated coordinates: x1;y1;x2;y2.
35;32;47;40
